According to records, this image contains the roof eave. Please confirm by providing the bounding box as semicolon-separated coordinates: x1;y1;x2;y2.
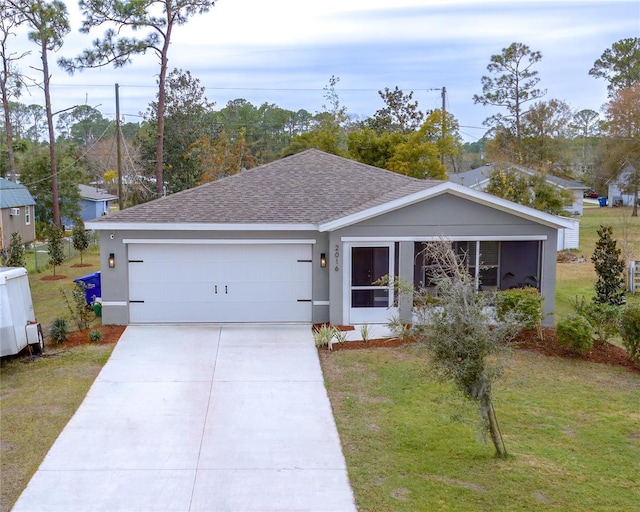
319;182;576;231
85;221;319;232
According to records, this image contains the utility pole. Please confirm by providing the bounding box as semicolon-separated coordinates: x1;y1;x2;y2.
115;83;123;209
440;86;447;164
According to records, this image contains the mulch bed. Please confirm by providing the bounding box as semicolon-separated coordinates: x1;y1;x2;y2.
70;263;93;268
42;323;640;376
61;325;126;347
321;326;640;376
40;275;66;281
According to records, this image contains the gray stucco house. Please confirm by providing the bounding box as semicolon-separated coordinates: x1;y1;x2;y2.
87;150;574;327
0;178;36;250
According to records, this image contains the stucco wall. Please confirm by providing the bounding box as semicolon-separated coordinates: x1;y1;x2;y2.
328;194;559;326
97;229;329;325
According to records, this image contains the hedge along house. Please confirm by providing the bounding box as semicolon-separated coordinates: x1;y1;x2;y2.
86;150;574;327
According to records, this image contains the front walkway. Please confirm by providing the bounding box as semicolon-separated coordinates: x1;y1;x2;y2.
13;325;356;512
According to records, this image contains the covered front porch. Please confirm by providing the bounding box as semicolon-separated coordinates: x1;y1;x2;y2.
342;237;548;326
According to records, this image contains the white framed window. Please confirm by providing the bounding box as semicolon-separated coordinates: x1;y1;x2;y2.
25;206;31;225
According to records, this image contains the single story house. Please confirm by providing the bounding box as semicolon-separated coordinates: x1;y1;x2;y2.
0;178;36;250
449;163;583;250
87;150;574;327
63;184;118;227
607;165;639;207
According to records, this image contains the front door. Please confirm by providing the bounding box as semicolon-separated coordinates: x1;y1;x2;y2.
349;244;395;323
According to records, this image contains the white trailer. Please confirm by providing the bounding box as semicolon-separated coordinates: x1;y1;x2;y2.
0;267;44;357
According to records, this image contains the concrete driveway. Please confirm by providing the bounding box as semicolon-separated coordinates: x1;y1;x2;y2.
13;325;357;512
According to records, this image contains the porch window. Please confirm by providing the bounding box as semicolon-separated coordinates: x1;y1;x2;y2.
414;240;540;292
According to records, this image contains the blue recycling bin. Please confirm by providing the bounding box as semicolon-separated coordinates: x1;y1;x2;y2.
598;197;607;207
73;271;102;305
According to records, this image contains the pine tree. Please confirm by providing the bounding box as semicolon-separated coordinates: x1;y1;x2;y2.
47;223;65;276
592;225;626;306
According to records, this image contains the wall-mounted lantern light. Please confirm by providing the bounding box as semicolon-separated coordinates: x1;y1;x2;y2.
320;253;327;268
108;253;115;268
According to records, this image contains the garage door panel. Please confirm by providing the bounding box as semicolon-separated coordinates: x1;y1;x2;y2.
128;243;312;323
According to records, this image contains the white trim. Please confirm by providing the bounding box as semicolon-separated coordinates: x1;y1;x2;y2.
102;301;128;307
122;238;317;245
86;222;317;231
313;300;330;306
319;182;576;232
341;235;548;242
345;242;397;324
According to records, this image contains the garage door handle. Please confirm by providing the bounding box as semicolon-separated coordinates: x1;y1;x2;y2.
225;285;228;294
215;285;218;294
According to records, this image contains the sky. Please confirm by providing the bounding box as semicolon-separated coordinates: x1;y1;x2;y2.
7;0;640;142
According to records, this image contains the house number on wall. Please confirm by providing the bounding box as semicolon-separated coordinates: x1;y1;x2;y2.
334;244;340;271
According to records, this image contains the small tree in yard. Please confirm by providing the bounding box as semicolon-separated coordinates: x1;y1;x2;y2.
72;219;91;264
46;223;65;275
592;225;626;306
414;240;521;459
5;232;26;267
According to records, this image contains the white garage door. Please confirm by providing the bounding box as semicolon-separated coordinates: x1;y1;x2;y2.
127;242;313;323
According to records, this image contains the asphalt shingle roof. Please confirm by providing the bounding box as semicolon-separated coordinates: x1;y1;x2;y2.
0;178;35;208
449;163;589;190
91;149;442;225
79;184;118;202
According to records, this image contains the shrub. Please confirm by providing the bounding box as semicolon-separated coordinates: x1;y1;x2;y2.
49;318;69;345
496;287;544;339
620;304;640;362
313;324;337;350
89;330;102;342
61;283;94;331
592;225;625;306
570;296;620;343
4;232;26;267
556;314;593;354
359;324;371;343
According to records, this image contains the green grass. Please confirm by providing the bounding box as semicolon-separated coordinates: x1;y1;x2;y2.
27;245;101;335
320;345;640;511
555;206;640;318
0;245;106;512
0;344;115;512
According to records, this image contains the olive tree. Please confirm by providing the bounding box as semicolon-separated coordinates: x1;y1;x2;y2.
414;239;521;458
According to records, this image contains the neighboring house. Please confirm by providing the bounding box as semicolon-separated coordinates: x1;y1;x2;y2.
449;163;589;216
449;163;583;250
0;178;36;250
87;149;574;328
607;165;639;207
63;185;118;227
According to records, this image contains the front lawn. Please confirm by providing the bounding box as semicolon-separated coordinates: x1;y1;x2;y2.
320;345;640;511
